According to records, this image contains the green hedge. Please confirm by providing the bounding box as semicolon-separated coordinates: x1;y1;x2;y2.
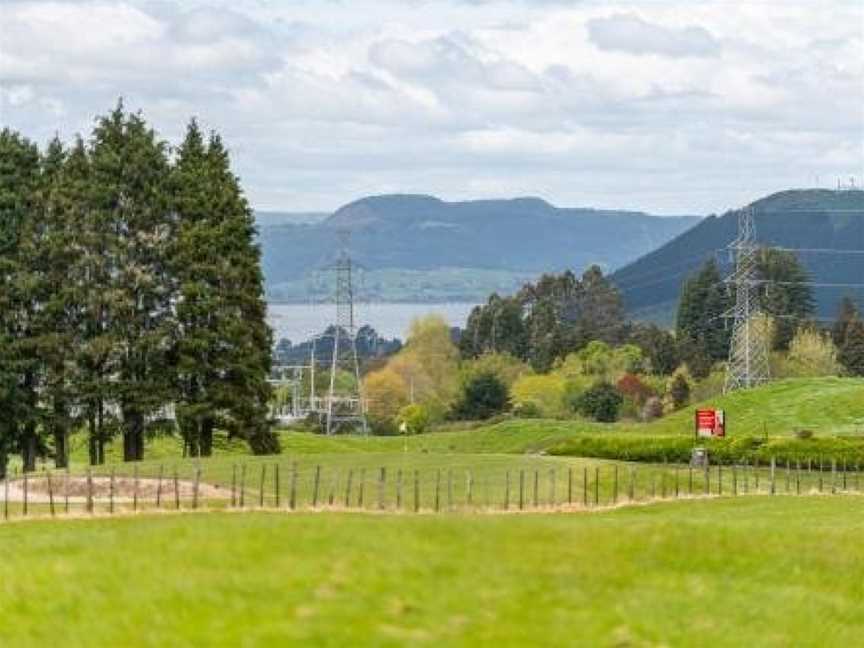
547;434;864;466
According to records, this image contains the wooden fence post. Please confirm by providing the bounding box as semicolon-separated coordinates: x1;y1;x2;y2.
193;465;201;510
435;469;441;513
47;471;55;517
629;466;635;501
674;466;679;498
770;457;776;495
133;464;139;512
259;464;266;508
274;464;281;508
156;464;164;508
64;465;70;514
582;467;588;507
466;470;473;507
831;459;837;494
796;460;801;495
396;469;403;510
519;470;525;511
109;467;115;514
818;457;823;492
86;468;93;514
239;464;247;508
379;467;387;511
173;467;180;510
414;470;420;513
312;465;321;508
505;471;511;511
290;462;298;510
688;466;693;495
613;465;618;504
3;471;8;521
344;469;354;508
718;464;722;496
549;469;556;508
230;464;237;508
567;468;573;505
357;468;366;508
23;471;28;517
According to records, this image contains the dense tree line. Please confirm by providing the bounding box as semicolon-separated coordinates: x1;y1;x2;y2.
676;250;815;375
460;266;678;374
0;103;274;475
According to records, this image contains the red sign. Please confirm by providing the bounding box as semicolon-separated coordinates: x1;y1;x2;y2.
696;409;725;438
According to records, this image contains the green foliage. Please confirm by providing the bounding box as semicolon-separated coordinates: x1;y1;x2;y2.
397;404;431;435
756;248;815;351
460;352;529;388
511;373;568;418
839;317;864;376
573;381;623;423
675;259;731;362
549;434;864;465
776;327;841;378
453;372;509;420
665;368;692;412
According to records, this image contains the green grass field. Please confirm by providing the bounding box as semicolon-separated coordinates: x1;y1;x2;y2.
1;497;862;647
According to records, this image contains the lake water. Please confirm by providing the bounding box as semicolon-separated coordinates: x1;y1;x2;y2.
267;302;478;343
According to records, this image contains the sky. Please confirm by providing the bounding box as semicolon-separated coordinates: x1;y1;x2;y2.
1;0;863;215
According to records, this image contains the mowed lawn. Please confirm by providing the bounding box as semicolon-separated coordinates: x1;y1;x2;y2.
1;498;863;647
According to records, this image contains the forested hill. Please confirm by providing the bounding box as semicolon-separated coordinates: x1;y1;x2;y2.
257;195;699;302
611;189;864;321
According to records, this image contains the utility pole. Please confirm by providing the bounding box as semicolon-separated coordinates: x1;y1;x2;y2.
724;207;771;392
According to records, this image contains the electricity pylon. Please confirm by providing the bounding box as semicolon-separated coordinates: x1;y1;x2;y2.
724;207;771;392
320;232;367;435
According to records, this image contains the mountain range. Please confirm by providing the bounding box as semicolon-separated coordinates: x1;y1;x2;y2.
611;189;864;323
257;195;700;303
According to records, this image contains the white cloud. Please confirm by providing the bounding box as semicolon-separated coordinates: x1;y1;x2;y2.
586;13;720;57
0;0;861;215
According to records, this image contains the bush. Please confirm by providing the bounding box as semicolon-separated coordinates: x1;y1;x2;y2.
511;373;567;418
452;371;509;420
513;401;542;418
616;373;654;405
574;381;623;423
641;396;664;422
665;368;692;412
396;404;430;435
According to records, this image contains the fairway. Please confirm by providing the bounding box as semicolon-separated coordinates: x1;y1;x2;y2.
1;498;862;647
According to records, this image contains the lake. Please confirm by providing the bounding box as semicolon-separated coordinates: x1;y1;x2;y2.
267;302;478;343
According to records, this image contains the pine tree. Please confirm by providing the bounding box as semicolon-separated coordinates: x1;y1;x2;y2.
675;259;730;362
757;249;814;350
171;124;275;455
0;128;43;473
35;137;87;468
87;103;174;462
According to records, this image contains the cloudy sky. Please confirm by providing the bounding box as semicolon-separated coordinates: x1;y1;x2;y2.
1;0;862;215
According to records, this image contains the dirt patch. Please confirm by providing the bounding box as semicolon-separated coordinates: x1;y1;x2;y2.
3;476;228;503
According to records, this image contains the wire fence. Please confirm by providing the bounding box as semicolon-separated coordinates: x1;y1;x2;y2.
1;456;862;521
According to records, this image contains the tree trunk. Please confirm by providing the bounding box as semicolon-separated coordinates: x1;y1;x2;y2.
200;417;215;457
22;421;38;472
122;410;145;462
53;400;69;469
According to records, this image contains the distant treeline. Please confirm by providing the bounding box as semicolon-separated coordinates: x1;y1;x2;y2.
0;102;273;476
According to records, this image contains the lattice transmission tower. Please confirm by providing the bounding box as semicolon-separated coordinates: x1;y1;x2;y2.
724;207;771;393
319;232;368;435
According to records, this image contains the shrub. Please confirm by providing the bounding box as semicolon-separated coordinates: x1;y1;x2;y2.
513;401;542;418
641;396;664;422
452;371;509;420
665;368;692;412
396;404;430;435
511;373;567;418
574;381;623;423
616;373;654;406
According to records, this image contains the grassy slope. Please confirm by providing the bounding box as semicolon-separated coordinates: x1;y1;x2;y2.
1;498;862;647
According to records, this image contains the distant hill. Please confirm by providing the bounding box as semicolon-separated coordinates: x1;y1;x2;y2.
255;211;329;226
257;194;700;302
611;189;864;322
